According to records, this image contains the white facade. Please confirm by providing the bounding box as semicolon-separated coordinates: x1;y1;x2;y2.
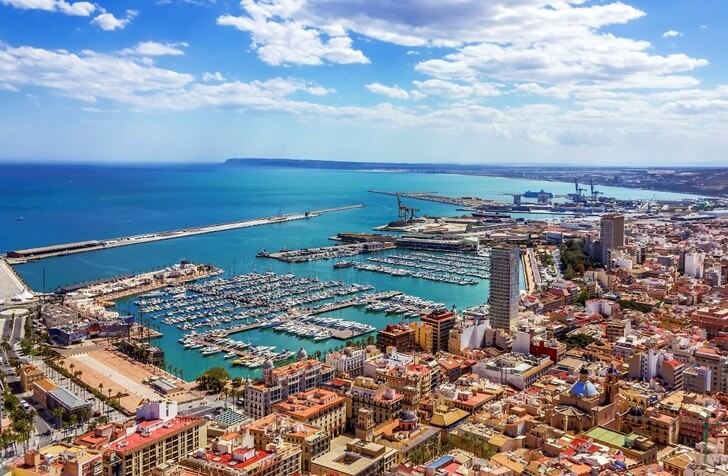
512;331;531;355
684;250;705;279
325;348;366;375
136;400;178;421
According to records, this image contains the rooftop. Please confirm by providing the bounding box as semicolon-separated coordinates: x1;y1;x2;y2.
108;417;203;453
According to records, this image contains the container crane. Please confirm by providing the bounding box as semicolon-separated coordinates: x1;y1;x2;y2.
396;193;419;222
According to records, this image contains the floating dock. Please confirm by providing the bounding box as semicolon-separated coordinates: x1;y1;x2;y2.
4;204;364;264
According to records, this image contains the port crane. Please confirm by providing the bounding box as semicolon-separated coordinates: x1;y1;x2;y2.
396;193;419;222
574;178;587;197
589;179;603;202
499;193;522;205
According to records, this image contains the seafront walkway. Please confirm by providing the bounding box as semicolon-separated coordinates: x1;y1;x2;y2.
0;258;28;302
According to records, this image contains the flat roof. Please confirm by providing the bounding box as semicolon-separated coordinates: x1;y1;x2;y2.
49;387;89;410
108;417;202;453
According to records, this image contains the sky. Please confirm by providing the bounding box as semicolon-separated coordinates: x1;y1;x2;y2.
0;0;727;165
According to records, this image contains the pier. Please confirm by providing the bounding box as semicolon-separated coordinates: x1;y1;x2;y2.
4;204;364;264
259;241;395;263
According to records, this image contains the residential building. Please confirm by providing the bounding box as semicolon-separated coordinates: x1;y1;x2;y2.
104;401;207;476
181;438;301;476
420;309;456;353
273;388;347;436
244;357;335;419
10;443;102;476
684;250;706;279
347;376;403;429
694;346;728;394
246;413;330;474
18;363;44;392
310;437;397;476
600;214;625;266
377;324;415;353
472;353;552;390
325;347;367;377
683;366;712;394
489;246;520;331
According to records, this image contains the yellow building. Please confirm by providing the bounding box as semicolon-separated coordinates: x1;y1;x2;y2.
409;321;433;352
18;364;44;393
273;388;347;437
10;443;102;476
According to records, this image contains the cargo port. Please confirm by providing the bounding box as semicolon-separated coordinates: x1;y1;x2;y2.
4;204;364;264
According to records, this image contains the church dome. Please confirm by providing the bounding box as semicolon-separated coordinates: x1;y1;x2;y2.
628;405;645;417
400;410;418;422
296;347;308;360
262;358;274;370
569;380;598;398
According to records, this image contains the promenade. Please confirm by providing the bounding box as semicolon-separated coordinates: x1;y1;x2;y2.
0;258;30;303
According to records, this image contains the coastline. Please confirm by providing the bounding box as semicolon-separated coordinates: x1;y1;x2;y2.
224;158;719;198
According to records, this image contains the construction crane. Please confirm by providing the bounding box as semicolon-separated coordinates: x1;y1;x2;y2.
396;193;419;222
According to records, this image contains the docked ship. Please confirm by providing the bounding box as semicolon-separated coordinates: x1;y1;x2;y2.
333;260;355;269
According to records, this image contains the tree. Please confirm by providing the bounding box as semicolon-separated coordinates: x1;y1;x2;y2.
196;367;230;394
52;408;65;430
565;334;595;349
231;377;243;410
573;290;589;307
98;383;105;415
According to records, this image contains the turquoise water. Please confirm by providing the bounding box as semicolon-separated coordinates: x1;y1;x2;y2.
0;163;700;379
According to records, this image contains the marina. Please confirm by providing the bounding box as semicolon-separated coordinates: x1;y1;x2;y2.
257;241;395;263
128;270;446;370
8;164;697;380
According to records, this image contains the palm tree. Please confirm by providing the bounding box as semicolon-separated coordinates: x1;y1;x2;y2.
97;383;104;414
69;363;75;391
69;415;78;437
231;377;243;410
107;389;113;418
52;408;64;430
76;371;86;399
221;388;229;409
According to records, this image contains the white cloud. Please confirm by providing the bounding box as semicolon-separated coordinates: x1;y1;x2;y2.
1;0;95;16
0;43;334;110
122;41;188;56
92;9;137;31
365;82;410;100
413;79;500;99
662;30;683;38
217;1;369;66
215;0;708;104
202;71;225;82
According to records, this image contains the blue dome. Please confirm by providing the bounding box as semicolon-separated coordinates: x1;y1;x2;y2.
400;410;418;422
570;380;598;398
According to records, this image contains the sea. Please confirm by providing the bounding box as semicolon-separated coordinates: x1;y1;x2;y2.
0;163;700;380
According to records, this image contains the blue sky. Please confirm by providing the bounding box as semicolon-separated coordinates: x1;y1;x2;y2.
0;0;726;165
